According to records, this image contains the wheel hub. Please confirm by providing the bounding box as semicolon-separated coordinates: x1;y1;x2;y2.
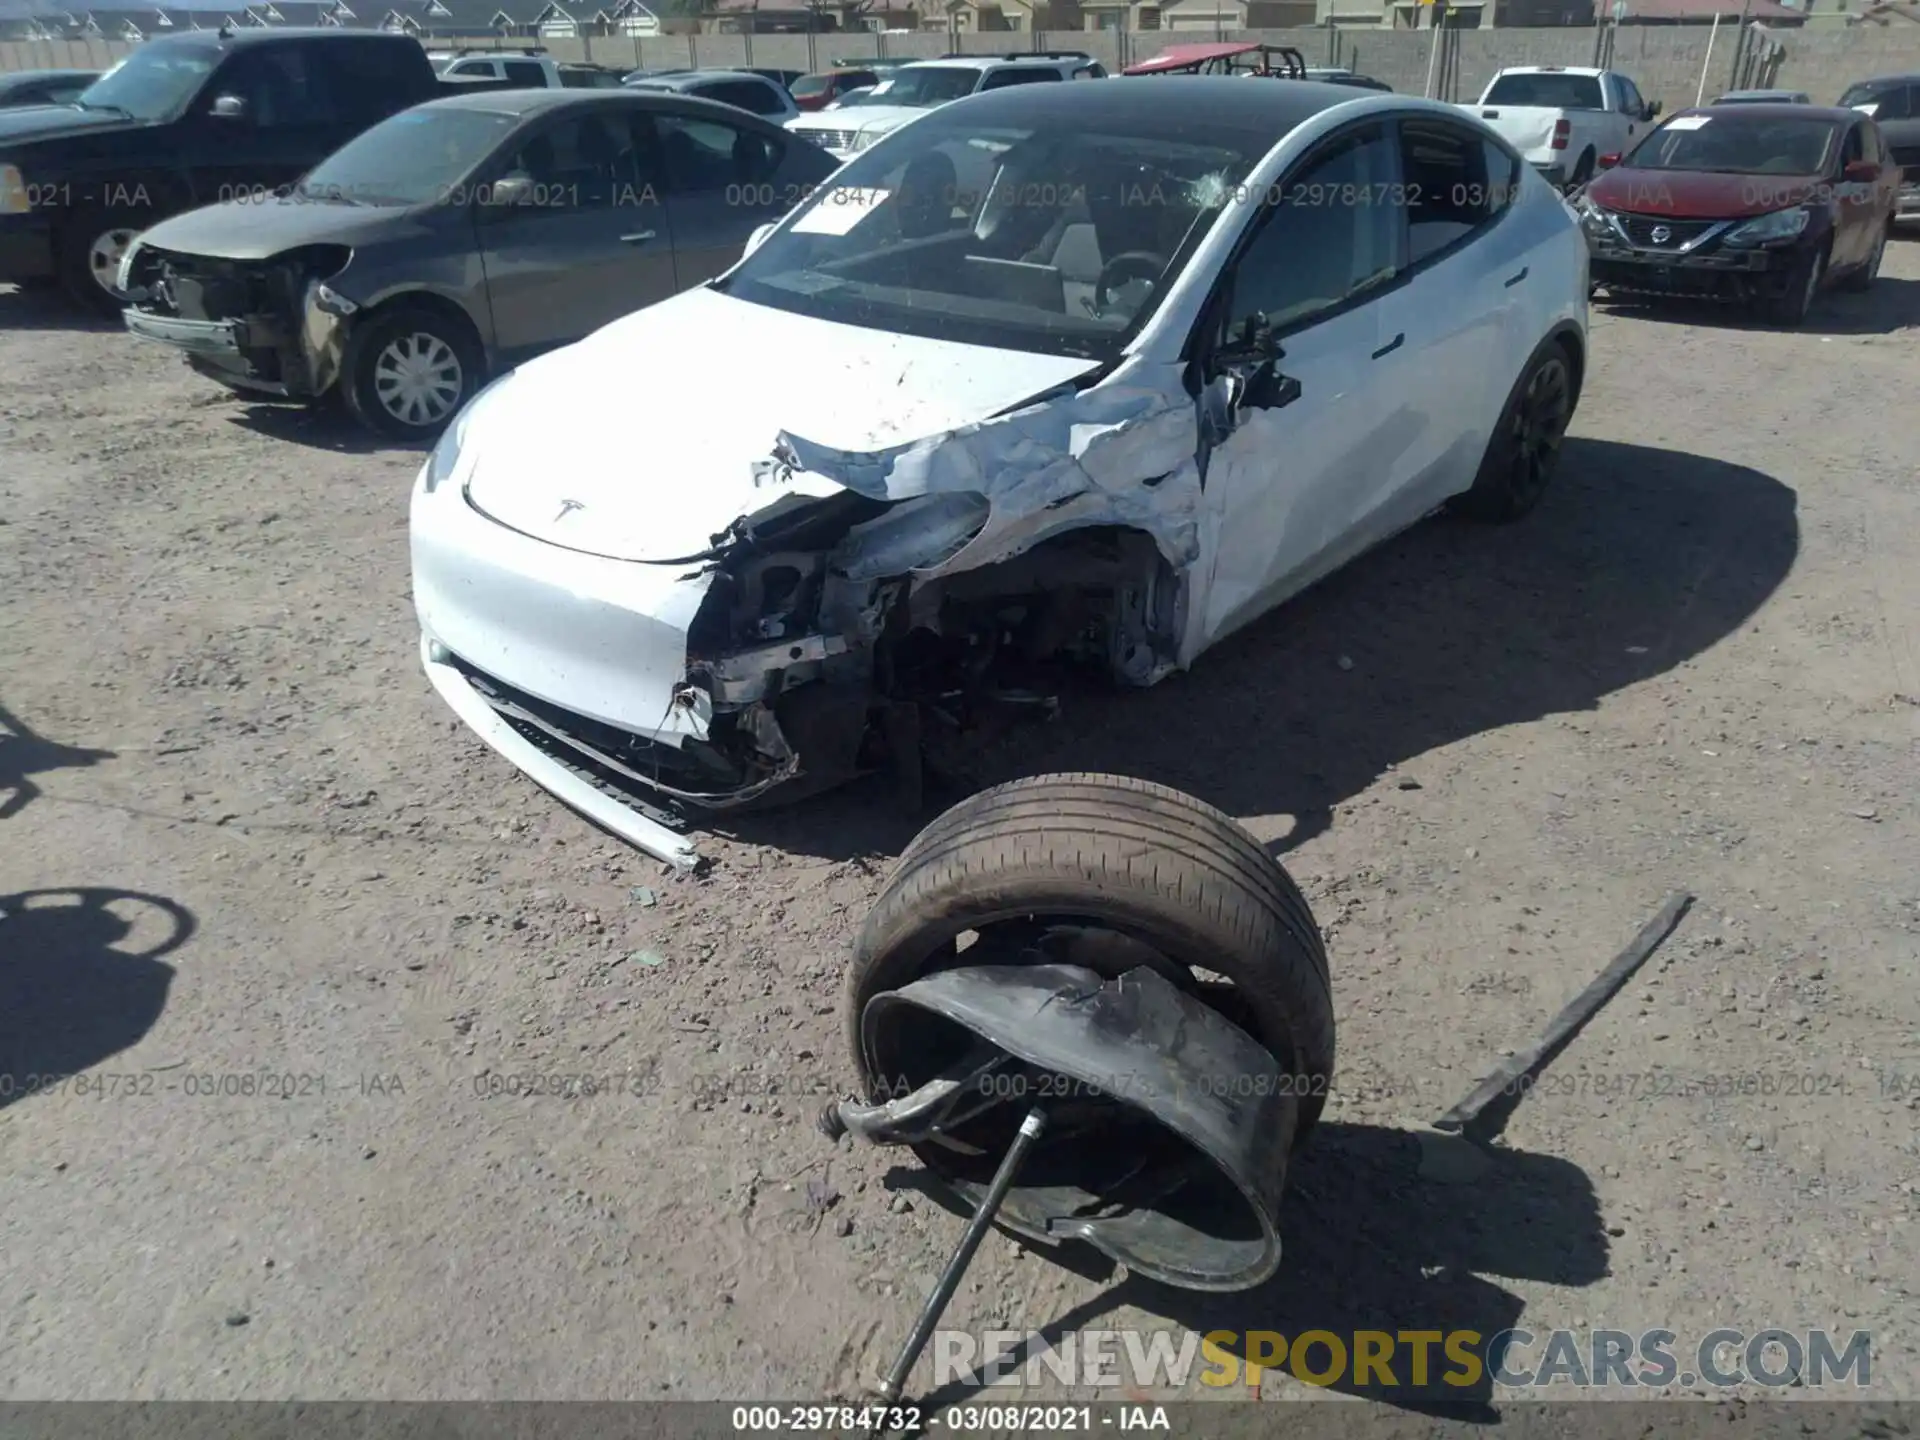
373;333;463;427
88;228;138;296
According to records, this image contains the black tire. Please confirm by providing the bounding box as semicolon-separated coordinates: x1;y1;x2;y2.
1842;221;1889;293
341;302;484;442
1567;150;1595;191
55;207;149;316
1762;243;1826;326
845;773;1336;1146
1451;335;1576;523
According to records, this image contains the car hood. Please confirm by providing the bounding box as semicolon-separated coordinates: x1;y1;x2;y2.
790;104;927;137
134;196;406;259
461;285;1103;564
1586;166;1827;219
0;104;134;144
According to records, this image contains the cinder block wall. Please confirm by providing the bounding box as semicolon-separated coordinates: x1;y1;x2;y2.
9;26;1920;112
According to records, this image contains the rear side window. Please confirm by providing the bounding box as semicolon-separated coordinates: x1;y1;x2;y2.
503;59;548;88
657;112;782;190
1398;119;1508;266
701;79;786;115
1483;72;1605;110
449;58;495;76
981;68;1061;90
1075;62;1107;79
1839;80;1912;119
333;39;438;124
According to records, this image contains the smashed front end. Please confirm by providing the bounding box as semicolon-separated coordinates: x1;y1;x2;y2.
121;244;352;400
412;375;1208;871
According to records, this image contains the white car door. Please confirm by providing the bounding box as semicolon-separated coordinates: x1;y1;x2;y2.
1358;118;1532;540
1194;119;1408;649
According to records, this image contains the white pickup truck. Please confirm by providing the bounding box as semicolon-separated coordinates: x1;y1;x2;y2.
1463;66;1661;191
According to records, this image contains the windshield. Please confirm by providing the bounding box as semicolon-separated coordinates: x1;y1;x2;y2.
865;67;983;108
298;107;518;205
73;45;217;122
715;112;1267;361
1625;114;1838;176
1483;72;1605;109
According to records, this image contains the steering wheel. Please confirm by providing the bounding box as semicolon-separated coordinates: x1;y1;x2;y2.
1094;251;1168;314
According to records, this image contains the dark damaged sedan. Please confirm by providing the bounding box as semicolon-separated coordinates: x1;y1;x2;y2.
120;87;837;438
1576;103;1897;324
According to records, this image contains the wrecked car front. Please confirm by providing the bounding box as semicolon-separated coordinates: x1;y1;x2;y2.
120;103;510;396
409;95;1293;871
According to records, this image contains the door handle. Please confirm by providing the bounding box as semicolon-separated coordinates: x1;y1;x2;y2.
1504;266;1529;287
620;230;656;244
1370;332;1404;360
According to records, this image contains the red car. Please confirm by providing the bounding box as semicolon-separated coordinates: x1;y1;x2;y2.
789;67;880;112
1575;103;1897;324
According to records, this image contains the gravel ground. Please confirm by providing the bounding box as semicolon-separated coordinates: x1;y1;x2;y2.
2;251;1918;1415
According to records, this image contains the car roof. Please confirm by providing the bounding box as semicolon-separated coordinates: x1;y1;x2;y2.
145;25;401;49
632;69;777;86
899;54;1085;71
1496;65;1607;76
932;74;1367;133
0;68;96;80
1848;73;1920;85
422;87;624;116
1666;102;1858;122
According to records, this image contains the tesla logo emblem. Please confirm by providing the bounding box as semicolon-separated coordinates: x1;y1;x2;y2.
553;499;585;522
1650;225;1672;244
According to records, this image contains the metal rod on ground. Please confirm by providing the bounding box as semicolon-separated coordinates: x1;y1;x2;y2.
870;1107;1049;1434
1696;13;1720;107
1433;891;1694;1136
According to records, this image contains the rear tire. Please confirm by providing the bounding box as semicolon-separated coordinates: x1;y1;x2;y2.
1567;149;1595;191
846;772;1336;1147
1451;336;1576;523
341;302;483;442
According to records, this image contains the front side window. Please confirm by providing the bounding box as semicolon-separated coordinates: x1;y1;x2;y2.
213;47;338;128
657;113;782;191
503;59;548;88
1838;80;1911;119
1399;119;1507;265
1626;114;1840;176
1223;123;1400;336
981;68;1060;90
717;112;1272;360
502;111;644;207
1483;71;1605;110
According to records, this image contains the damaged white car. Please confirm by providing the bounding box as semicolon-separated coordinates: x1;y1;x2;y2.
410;78;1589;870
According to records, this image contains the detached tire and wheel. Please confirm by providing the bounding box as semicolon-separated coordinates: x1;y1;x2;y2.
341;303;483;441
1452;336;1576;523
56;207;149;316
846;773;1337;1147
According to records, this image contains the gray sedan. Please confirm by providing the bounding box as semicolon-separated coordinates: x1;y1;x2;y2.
120;89;839;438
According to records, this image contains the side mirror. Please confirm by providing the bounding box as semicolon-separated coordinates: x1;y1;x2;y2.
483;171;535;207
1842;159;1880;183
209;93;247;119
1646;100;1661;119
1212;312;1282;371
744;221;777;255
1598;152;1621;170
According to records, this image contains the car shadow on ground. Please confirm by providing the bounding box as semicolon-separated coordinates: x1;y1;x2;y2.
731;436;1800;863
891;1122;1604;1416
0;283;115;333
0;888;194;1109
226;400;413;457
1597;274;1920;335
0;702;116;820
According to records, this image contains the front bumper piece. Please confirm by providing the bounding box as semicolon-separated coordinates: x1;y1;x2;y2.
1587;215;1802;301
421;635;701;871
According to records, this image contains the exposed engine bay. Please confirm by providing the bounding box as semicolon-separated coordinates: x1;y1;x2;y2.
121;245;350;398
460;488;1187;823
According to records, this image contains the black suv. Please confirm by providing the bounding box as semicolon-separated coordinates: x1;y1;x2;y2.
0;28;455;314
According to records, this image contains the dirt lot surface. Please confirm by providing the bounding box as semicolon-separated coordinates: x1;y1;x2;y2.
3;252;1918;1418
